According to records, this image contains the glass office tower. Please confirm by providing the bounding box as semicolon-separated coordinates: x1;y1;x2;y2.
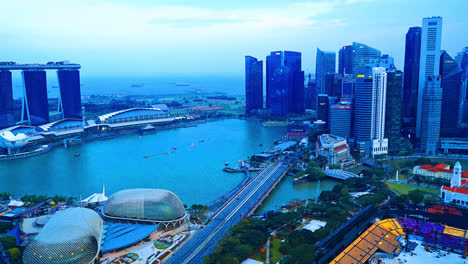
316;48;336;94
330;103;352;138
339;45;353;75
439;51;462;137
266;51;283;109
385;71;403;154
417;17;442;137
245;56;263;114
58;69;82;119
22;70;49;126
420;76;442;155
0;70;14;129
402;27;422;128
352;42;381;75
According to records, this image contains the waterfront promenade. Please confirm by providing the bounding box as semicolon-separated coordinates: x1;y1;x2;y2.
165;162;289;264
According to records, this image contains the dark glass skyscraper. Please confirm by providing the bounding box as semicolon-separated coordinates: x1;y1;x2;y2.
324;73;342;98
267;51;304;115
330;103;352;138
338;45;353;75
0;70;14;129
22;70;49;126
317;94;329;125
245;56;263;114
402;27;422;128
385;71;403;154
266;51;283;109
316;48;336;94
58;70;82;119
341;74;354;103
439;51;462;137
304;74;317;110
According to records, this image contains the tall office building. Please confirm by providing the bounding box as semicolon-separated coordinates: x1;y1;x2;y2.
245;56;263;114
58;70;82;119
402;27;422;128
385;71;403;154
354;67;388;156
352;42;381;75
341;74;354;103
330;103;352;138
439;51;462;137
324;73;342;98
416;17;442;137
22;70;49;126
0;70;15;129
304;74;317;110
316;48;336;94
455;47;468;67
420;76;442;155
267;51;304;115
338;45;353;75
284;51;305;114
266;51;283;109
317;94;329;125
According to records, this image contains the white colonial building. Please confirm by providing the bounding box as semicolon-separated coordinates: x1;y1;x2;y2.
441;162;468;206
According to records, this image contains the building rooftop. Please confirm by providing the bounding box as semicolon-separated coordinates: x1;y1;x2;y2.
101;222;158;252
0;61;80;70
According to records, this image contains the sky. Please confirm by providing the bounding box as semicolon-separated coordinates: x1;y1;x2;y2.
1;0;468;77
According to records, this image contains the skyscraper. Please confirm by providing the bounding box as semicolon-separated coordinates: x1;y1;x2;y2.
267;51;304;115
266;51;283;109
330;103;352;138
245;56;263;114
439;51;462;137
351;42;381;75
317;94;329;124
385;71;403;154
22;70;49;126
324;73;342;98
402;26;422;129
304;74;317;110
354;67;388;156
58;69;83;119
284;51;305;114
420;76;442;155
341;74;354;103
0;70;14;129
417;17;442;137
455;47;468;67
338;45;353;75
316;48;336;94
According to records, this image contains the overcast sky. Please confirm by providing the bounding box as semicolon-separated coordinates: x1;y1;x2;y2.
1;0;467;76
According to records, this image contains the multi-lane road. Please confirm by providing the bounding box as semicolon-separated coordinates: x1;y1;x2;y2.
165;162;289;264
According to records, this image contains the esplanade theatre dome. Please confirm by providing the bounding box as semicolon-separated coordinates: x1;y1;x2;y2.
102;189;186;226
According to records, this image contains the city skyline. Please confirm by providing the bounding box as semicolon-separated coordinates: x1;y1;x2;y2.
1;0;468;76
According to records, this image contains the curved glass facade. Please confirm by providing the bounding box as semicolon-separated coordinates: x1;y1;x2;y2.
103;189;186;222
23;208;102;264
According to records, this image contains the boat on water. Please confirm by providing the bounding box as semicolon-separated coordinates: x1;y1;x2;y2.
225;162;229;166
259;144;263;147
75;153;80;157
199;140;205;142
172;147;177;150
190;143;195;148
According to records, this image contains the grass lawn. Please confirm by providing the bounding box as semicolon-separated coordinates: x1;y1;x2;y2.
385;182;440;195
270;238;284;263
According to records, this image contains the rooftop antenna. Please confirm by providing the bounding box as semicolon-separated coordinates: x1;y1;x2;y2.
102;183;105;196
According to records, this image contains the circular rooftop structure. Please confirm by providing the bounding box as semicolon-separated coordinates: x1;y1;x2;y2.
102;189;186;226
0;131;29;149
22;208;103;264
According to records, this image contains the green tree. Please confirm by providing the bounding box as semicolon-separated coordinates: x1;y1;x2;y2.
408;190;425;204
316;155;328;168
0;235;16;249
7;247;21;261
306;167;326;181
0;222;13;234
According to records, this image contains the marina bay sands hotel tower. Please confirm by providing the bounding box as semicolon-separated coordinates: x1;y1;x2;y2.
0;61;82;128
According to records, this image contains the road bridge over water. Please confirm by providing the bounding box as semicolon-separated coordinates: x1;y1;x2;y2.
165;162;289;264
